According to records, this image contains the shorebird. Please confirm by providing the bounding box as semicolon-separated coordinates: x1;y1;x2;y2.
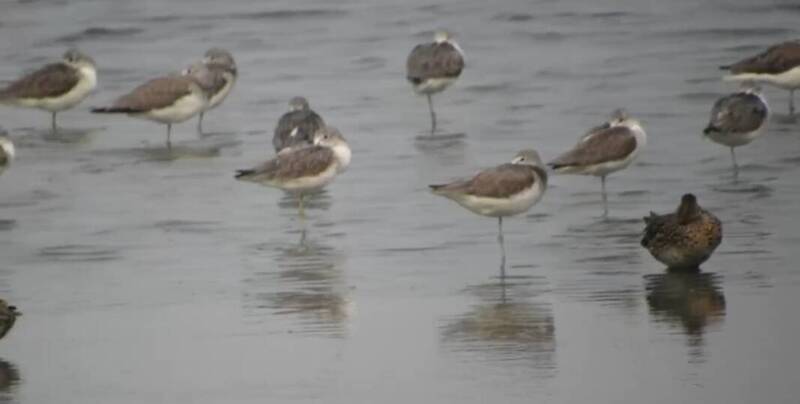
430;150;547;274
272;96;326;152
0;299;19;340
0;49;97;134
236;126;351;216
721;40;800;115
406;31;465;134
548;109;647;216
91;64;214;150
641;194;722;270
703;84;768;177
196;48;237;134
0;134;14;177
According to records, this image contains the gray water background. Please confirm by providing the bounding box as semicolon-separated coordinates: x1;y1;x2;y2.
1;0;799;402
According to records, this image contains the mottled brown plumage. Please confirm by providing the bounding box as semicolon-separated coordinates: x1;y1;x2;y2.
641;194;722;270
0;63;79;100
549;126;638;169
0;300;19;340
722;40;800;75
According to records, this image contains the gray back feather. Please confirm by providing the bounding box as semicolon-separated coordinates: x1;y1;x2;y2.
707;92;767;134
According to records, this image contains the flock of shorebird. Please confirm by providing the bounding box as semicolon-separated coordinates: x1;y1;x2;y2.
1;31;799;340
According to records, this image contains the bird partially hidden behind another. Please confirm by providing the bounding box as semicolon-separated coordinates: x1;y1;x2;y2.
0;299;20;340
703;84;768;178
0;49;97;134
196;48;237;134
272;96;325;153
720;40;800;115
641;194;722;270
406;31;465;134
0;134;15;177
236;126;351;217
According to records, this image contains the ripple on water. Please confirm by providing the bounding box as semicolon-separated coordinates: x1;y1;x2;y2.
37;244;121;263
224;9;347;21
53;27;144;44
153;220;220;234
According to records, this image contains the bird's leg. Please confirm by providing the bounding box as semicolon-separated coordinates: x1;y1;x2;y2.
298;194;306;219
730;147;739;181
498;217;507;280
427;93;437;135
51;112;57;135
790;89;796;116
166;124;173;152
197;112;205;135
601;175;609;217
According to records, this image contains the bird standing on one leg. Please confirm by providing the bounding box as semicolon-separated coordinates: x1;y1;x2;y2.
195;48;237;134
236;127;351;217
272;96;326;153
430;149;548;277
406;31;465;135
0;49;97;135
703;83;768;179
548;109;647;217
641;194;722;271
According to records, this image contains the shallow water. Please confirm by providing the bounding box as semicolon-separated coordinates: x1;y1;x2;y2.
1;0;800;403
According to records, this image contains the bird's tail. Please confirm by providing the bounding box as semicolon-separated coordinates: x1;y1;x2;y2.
234;169;254;179
91;107;142;114
702;125;717;135
429;184;450;195
719;65;731;71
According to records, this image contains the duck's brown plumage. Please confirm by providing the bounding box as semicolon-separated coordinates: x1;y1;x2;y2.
641;194;722;270
0;300;19;340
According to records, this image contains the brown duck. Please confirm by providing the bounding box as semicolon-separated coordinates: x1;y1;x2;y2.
641;194;722;270
0;300;19;340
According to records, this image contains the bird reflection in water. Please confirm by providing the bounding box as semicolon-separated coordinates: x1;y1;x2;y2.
243;224;352;338
441;260;555;368
0;358;20;402
645;271;726;362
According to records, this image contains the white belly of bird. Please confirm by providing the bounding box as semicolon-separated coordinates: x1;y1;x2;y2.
453;184;543;218
706;127;764;147
15;66;97;112
724;66;800;90
138;90;206;124
413;77;458;95
270;163;338;193
206;74;235;110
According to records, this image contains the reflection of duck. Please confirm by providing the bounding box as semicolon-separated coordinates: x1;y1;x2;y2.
645;271;725;356
243;227;351;337
0;300;19;340
440;277;555;367
0;358;20;395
